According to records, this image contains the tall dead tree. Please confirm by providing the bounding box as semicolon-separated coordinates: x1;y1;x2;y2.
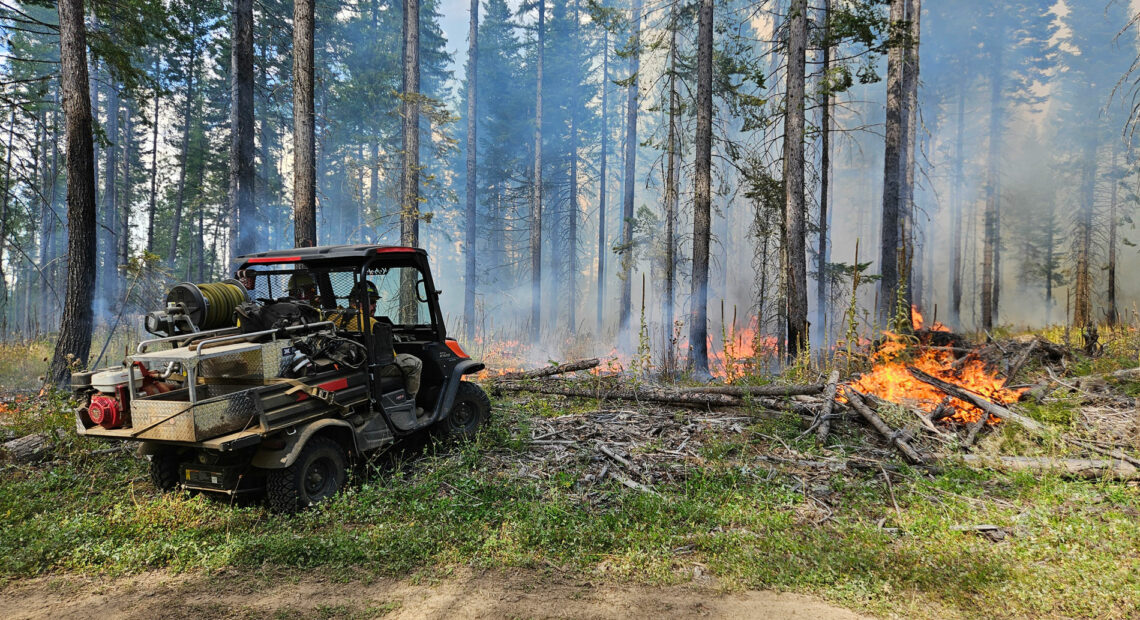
783;0;808;354
400;0;422;324
169;24;200;270
663;5;679;371
146;55;160;254
981;38;1004;330
1107;146;1119;326
530;0;545;340
877;0;906;327
293;0;317;248
900;0;921;309
688;0;713;377
103;79;120;305
1073;142;1095;327
464;0;478;341
49;0;98;386
949;88;964;325
618;0;641;344
231;0;256;258
567;0;581;335
596;29;609;332
815;0;832;342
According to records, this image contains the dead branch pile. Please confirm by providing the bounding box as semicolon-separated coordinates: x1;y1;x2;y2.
483;337;1140;483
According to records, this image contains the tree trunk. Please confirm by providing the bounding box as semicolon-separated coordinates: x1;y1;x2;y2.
0;107;15;335
463;0;478;342
567;0;581;335
618;0;641;345
1107;146;1119;326
103;78;120;309
815;0;832;343
49;0;98;386
399;0;422;325
1073;142;1095;328
900;0;921;309
877;0;905;327
596;29;609;332
119;101;132;276
688;0;713;377
981;38;1003;330
169;32;200;270
146;55;160;254
231;0;256;259
530;0;545;341
293;0;317;248
663;9;679;372
950;87;964;325
783;0;808;355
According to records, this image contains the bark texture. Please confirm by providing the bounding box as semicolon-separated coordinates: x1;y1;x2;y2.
49;0;98;386
877;0;906;326
783;0;808;355
530;0;544;340
293;0;317;248
618;0;641;344
230;0;256;258
688;0;713;376
464;0;478;341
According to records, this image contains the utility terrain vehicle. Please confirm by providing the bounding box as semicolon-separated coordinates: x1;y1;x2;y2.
72;245;488;511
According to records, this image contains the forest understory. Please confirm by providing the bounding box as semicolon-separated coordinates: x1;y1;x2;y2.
0;322;1138;619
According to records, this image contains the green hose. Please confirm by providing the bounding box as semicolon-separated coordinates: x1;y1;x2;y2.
166;280;250;330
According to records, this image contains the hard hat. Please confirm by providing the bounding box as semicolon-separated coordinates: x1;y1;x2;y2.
351;280;380;302
287;272;317;296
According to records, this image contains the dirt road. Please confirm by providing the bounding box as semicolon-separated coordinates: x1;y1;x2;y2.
0;568;867;619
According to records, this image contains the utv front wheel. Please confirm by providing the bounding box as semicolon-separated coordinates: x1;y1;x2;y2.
434;381;491;442
266;436;347;512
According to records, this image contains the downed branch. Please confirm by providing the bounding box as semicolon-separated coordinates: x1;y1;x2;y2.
815;369;842;444
493;358;600;381
906;366;1046;435
843;388;926;464
959;454;1139;480
676;383;824;397
494;380;743;408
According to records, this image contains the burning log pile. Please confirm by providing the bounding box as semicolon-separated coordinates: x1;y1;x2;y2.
484;321;1140;480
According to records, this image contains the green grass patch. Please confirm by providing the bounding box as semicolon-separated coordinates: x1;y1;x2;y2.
1;396;1139;619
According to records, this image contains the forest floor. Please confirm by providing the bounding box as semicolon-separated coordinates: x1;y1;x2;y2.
0;327;1139;618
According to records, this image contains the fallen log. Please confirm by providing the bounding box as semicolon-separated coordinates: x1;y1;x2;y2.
492;358;600;381
494;381;743;408
816;369;842;444
958;454;1139;480
906;366;1046;435
2;433;52;463
843;388;926;464
676;383;824;397
963;412;991;448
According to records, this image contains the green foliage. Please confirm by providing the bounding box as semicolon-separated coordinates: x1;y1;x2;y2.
1;394;1140;618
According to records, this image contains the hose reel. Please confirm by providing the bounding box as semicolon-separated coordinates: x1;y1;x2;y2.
145;280;251;336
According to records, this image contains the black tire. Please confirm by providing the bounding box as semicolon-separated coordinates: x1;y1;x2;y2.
434;381;490;442
148;451;181;492
266;436;347;513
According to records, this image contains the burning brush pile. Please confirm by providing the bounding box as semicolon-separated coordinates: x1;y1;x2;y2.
482;309;1137;474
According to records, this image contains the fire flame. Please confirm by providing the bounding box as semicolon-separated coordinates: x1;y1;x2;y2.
847;333;1024;424
911;305;950;332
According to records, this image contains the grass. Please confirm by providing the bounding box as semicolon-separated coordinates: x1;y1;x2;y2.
1;394;1138;619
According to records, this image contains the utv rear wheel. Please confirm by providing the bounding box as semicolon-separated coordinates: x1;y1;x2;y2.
434;381;490;442
266;436;347;512
148;451;181;492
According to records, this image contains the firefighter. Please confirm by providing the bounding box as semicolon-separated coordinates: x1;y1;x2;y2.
331;280;423;401
287;272;320;304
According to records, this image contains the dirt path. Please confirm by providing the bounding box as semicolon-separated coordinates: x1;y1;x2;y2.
0;568;867;619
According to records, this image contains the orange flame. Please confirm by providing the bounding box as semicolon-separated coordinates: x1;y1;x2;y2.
847;333;1023;424
911;305;950;332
